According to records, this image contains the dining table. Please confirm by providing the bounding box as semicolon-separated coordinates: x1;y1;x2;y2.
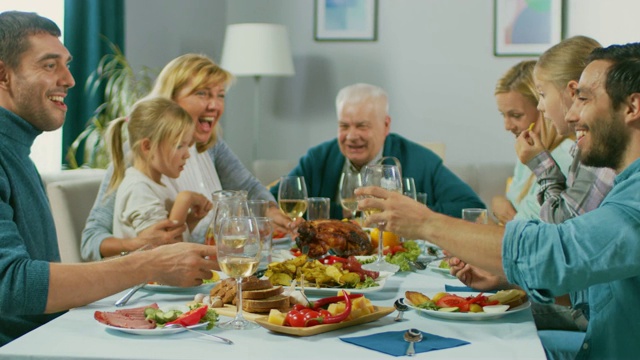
0;249;546;359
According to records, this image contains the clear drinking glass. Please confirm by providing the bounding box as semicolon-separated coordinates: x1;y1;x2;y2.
307;197;331;220
339;171;362;219
217;216;261;330
205;190;248;246
462;208;489;224
254;217;273;269
403;177;417;200
360;164;402;273
277;176;308;221
247;199;270;217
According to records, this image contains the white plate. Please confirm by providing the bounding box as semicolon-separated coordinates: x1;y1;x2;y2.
295;277;387;295
427;259;454;277
406;295;531;321
99;320;208;335
142;282;216;293
272;234;292;244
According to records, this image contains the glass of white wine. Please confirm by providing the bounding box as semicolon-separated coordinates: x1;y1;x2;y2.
277;176;308;221
360;164;402;273
339;172;362;220
216;216;261;330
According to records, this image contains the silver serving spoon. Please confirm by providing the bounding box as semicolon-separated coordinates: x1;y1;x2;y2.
164;324;234;345
394;298;409;321
403;328;423;356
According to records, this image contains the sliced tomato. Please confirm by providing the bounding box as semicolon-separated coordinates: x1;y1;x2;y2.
436;295;470;312
166;305;208;326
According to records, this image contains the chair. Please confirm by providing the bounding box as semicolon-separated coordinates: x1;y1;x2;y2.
42;169;106;263
419;142;446;162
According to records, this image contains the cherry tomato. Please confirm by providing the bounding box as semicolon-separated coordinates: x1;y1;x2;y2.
302;310;321;326
285;310;305;327
292;304;307;311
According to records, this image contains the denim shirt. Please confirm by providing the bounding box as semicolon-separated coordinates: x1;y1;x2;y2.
503;158;640;359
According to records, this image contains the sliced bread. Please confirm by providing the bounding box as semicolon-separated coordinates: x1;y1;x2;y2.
242;285;283;300
243;294;290;314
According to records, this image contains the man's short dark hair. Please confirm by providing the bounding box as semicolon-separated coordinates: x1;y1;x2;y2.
0;11;61;69
588;43;640;110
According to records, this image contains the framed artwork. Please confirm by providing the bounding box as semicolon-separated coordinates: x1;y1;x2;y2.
314;0;378;41
494;0;564;56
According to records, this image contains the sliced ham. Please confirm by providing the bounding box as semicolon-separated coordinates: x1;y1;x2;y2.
95;303;159;330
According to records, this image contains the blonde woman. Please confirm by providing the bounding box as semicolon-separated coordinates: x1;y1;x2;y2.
82;54;291;260
491;60;574;224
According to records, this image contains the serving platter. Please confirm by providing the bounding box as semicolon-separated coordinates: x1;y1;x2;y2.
255;306;394;336
98;321;208;336
294;277;387;295
405;296;531;321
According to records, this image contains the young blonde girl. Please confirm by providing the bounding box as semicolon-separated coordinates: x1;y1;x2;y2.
107;97;212;244
492;60;574;224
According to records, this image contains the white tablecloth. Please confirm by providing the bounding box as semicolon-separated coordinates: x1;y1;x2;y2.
0;267;545;359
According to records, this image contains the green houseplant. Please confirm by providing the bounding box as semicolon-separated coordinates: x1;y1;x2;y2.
66;41;158;169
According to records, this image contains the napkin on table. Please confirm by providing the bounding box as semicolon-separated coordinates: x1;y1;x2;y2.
340;330;469;357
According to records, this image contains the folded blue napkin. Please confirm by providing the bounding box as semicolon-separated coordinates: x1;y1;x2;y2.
340;330;469;356
444;284;496;294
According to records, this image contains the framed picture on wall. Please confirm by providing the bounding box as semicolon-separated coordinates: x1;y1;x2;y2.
494;0;564;56
314;0;378;41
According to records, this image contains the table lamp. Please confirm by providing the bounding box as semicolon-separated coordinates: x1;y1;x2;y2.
220;23;295;162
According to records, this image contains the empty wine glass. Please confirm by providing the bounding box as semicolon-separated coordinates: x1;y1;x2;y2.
217;216;261;330
339;172;362;219
277;176;308;221
360;164;402;273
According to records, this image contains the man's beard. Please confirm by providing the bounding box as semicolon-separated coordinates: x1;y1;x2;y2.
580;110;629;170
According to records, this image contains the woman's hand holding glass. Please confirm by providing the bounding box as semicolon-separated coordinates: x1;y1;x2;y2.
216;216;261;330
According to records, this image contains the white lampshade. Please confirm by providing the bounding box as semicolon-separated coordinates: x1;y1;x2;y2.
220;23;295;77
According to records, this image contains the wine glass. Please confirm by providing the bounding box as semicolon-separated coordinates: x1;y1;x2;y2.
339;172;362;219
360;164;402;273
216;216;262;330
277;176;308;221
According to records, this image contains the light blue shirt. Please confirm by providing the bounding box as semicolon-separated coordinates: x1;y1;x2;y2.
503;158;640;359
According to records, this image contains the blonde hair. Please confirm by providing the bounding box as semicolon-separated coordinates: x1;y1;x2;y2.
106;97;194;193
536;35;602;91
495;60;572;203
150;54;234;153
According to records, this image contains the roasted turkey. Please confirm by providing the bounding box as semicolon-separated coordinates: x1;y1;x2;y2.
295;219;372;258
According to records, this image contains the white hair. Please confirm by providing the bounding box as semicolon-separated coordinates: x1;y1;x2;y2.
335;83;389;118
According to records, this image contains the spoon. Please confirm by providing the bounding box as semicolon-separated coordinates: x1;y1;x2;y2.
394;298;409;321
408;260;427;271
164;324;234;345
403;328;423;356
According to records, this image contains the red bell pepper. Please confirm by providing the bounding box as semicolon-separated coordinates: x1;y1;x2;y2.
166;305;208;327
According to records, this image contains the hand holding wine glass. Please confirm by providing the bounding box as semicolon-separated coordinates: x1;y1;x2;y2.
277;176;308;221
339;172;362;219
216;216;261;330
360;164;402;273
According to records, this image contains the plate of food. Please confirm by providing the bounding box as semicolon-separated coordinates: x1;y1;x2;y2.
255;306;394;336
404;290;530;321
95;303;216;335
427;259;454;277
143;271;221;292
294;277;387;295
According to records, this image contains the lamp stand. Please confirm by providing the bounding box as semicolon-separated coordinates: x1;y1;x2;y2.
252;75;262;162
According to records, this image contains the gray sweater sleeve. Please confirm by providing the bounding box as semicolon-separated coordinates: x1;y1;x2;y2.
211;138;276;202
80;165;116;261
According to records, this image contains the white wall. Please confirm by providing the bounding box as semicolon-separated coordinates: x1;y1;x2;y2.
123;0;640;172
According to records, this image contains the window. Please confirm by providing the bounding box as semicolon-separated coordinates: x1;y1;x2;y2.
0;1;65;174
